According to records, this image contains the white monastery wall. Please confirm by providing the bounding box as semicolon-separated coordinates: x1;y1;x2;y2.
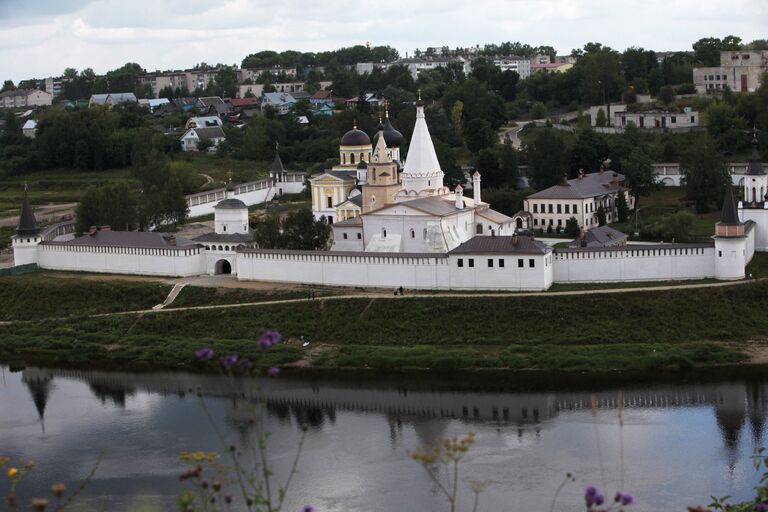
37;244;206;277
553;245;715;283
187;177;304;218
448;253;553;290
741;208;768;251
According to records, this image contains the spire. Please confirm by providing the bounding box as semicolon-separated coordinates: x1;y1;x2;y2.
16;186;39;236
372;127;390;163
271;148;286;177
746;129;764;176
719;186;741;225
402;101;442;178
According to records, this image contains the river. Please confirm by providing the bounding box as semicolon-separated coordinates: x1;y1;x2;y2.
1;366;767;511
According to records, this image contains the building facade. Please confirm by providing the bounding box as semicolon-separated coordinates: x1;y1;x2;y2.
694;50;768;94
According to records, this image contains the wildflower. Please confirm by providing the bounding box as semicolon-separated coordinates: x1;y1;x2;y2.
7;467;18;478
585;486;598;507
212;480;222;492
267;367;280;377
225;495;232;504
300;506;315;512
31;498;49;512
220;354;238;368
620;493;634;506
50;483;66;497
595;494;605;506
195;347;214;360
258;330;282;348
758;503;768;512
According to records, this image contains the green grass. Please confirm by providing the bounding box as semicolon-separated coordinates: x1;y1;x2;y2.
173;154;269;185
170;285;336;308
1;279;765;372
0;273;171;320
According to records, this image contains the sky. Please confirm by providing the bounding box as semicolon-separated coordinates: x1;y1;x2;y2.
0;0;766;82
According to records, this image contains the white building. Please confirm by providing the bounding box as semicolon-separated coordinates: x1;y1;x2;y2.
524;170;634;230
22;120;37;139
694;51;768;94
179;126;226;152
0;89;53;108
491;56;531;79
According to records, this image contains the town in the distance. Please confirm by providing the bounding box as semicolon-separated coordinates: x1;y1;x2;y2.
2;37;767;292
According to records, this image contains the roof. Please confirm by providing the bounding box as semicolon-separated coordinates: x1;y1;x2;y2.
402;104;442;176
241;247;447;259
476;208;513;224
214;198;247;210
555;242;712;254
570;226;628;248
719;186;741;225
449;235;550;255
271;151;286;175
229;98;259;107
89;93;110;105
383;195;464;217
372;116;404;148
183;126;226;142
187;116;222;127
333;216;363;227
311;90;333;99
198;96;225;107
22;120;37;130
108;93;137;103
527;171;625;200
16;190;39;236
52;231;197;249
747;138;765;176
341;127;371;146
193;232;255;243
0;89;45;98
263;92;296;105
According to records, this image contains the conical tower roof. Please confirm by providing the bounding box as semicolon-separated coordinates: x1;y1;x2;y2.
746;135;764;176
402;100;442;176
16;187;39;236
719;186;741;225
271;151;286;176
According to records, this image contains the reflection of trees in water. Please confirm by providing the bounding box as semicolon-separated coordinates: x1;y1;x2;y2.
87;379;135;408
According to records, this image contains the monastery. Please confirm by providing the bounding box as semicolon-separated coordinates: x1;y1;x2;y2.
11;103;765;291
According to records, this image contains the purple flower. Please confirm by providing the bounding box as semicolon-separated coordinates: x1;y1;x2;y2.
267;366;280;377
585;486;598;498
220;354;238;368
300;506;315;512
757;503;768;512
258;330;282;348
595;494;605;506
620;493;634;506
195;347;214;360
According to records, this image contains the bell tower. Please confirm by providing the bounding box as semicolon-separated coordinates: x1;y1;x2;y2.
362;128;401;213
714;186;747;280
12;185;42;266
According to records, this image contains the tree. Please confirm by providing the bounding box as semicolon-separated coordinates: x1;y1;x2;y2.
563;217;579;237
475;148;501;187
657;85;676;106
479;186;530;216
1;80;15;93
214;65;239;98
576;43;625;106
76;181;141;232
253;214;283;248
620;147;658;209
680;135;730;213
527;128;569;190
451;100;464;139
529;102;547;120
464;118;495;153
705;101;746;153
616;191;629;223
594;108;607;127
281;208;331;250
570;128;609;176
693;37;725;66
596;206;607;226
622;88;637;105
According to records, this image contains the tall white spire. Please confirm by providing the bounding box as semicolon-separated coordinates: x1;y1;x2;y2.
401;96;444;193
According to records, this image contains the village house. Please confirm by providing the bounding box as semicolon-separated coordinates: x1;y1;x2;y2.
88;93;138;109
21;120;37;138
261;92;297;114
179;126;226;152
0;89;53;108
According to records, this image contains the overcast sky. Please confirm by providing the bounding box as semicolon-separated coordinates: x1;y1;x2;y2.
0;0;766;82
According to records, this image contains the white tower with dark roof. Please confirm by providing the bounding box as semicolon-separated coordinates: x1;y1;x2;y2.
12;186;42;266
714;186;747;280
400;95;445;195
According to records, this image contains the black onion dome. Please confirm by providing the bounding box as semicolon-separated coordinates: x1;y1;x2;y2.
373;117;404;148
341;128;371;146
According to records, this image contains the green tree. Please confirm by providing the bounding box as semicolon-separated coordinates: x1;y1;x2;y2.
693;37;725;66
464;118;496;153
76;181;141;232
576;43;625;106
253;214;283;248
214;65;239;98
596;206;606;226
570;128;609;175
705;101;746;152
529;102;547;119
281;208;331;250
680;135;730;213
657;85;676;106
565;217;580;238
620;147;659;209
594;108;607;127
479;186;530;217
616;191;629;223
475;148;501;187
1;80;15;92
451;100;464;139
527;128;569;190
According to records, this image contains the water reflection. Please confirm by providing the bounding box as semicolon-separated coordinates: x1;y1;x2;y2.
2;366;768;511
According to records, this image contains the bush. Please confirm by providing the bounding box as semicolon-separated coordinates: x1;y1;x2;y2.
565;217;580;238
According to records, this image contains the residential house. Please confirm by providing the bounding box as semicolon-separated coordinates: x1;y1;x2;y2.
196;96;229;117
22;120;37;138
524;170;633;230
531;62;573;73
0;89;53;108
261;92;296;115
568;225;628;248
185;116;223;129
179;126;226;152
88;93;137;109
310;90;338;107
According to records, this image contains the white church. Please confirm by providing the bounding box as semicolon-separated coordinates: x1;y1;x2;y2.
11;102;764;291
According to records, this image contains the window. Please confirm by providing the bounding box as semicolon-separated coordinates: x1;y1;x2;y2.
423;228;427;239
350;153;356;164
499;259;505;268
548;204;553;213
557;219;562;226
410;228;415;238
382;228;387;238
671;116;677;124
468;258;474;268
223;225;227;232
458;258;464;268
343;233;348;239
565;204;570;214
488;258;494;268
691;116;695;123
529;259;535;268
719;250;722;257
326;196;333;208
533;204;538;213
357;233;362;239
518;258;524;268
557;204;562;214
573;204;578;214
534;219;538;225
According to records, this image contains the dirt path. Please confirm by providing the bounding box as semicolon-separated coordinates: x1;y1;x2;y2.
199;173;214;188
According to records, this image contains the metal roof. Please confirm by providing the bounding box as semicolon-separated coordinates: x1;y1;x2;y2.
527;171;625;200
449;236;550;255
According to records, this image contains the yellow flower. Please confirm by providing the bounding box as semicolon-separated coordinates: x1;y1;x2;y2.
7;467;18;478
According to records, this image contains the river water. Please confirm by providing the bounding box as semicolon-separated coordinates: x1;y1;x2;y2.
1;366;767;511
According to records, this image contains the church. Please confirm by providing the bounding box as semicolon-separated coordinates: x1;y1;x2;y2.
310;97;515;253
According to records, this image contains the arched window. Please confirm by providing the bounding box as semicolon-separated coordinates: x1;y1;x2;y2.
350;153;356;165
382;228;387;238
423;228;427;239
225;245;230;251
410;228;415;238
360;152;364;162
476;224;483;234
342;153;346;164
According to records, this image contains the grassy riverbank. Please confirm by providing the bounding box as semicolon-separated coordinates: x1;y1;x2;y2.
2;275;766;372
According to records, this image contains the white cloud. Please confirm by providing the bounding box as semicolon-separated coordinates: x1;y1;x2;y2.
1;0;766;81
